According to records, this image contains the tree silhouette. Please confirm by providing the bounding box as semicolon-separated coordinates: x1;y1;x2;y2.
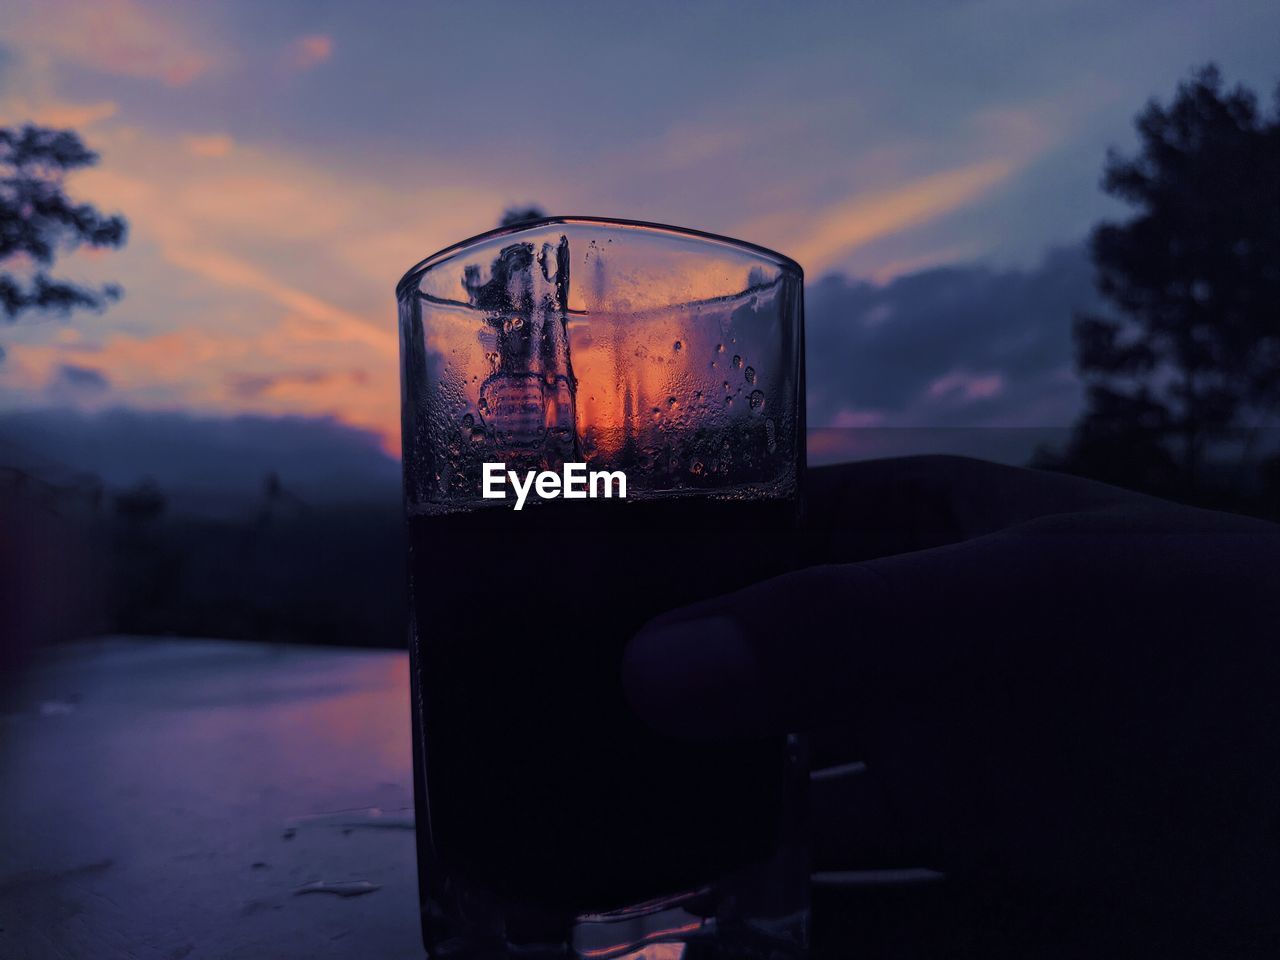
499;205;547;227
1047;66;1280;498
1;124;128;326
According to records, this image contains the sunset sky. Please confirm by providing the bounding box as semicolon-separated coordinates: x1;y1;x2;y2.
1;0;1278;456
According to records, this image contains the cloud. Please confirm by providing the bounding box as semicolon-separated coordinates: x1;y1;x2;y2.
1;125;502;450
5;0;215;87
226;368;369;400
183;134;234;158
749;159;1015;278
805;243;1099;431
52;363;111;393
926;370;1005;402
0;110;540;453
0;98;118;128
1;320;396;453
284;34;334;72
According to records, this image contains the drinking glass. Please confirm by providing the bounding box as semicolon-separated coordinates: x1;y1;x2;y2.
398;217;808;959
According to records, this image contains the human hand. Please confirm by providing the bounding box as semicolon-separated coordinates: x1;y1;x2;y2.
624;456;1280;956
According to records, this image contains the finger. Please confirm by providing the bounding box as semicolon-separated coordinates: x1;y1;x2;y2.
624;507;1280;740
804;455;1147;563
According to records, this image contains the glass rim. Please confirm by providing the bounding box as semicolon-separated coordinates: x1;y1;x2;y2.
395;215;804;299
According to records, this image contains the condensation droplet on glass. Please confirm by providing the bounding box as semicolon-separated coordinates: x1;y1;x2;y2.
690;459;705;476
732;354;743;369
765;417;777;452
461;413;474;428
673;340;683;352
748;389;765;411
667;396;679;408
716;343;725;353
723;381;731;392
744;366;756;384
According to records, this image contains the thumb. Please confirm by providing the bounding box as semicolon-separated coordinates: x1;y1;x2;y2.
622;561;901;740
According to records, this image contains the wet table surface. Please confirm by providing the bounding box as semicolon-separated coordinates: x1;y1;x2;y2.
1;639;424;960
1;639;933;960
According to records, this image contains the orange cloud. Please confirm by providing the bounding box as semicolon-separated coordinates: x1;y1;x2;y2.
745;158;1015;277
926;370;1005;402
285;34;334;72
13;125;507;451
865;242;985;284
183;134;234;158
0;98;119;128
7;0;216;87
7;323;399;451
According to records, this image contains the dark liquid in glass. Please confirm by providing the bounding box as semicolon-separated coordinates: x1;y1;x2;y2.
408;494;796;916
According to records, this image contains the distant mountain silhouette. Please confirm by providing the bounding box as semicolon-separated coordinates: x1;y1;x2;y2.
0;408;399;517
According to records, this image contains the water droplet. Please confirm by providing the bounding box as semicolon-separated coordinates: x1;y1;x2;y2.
690;459;705;476
673;340;683;352
478;397;490;415
732;354;743;369
667;396;679;408
461;413;474;428
716;343;725;353
748;389;765;411
484;351;499;369
723;381;732;392
470;429;485;444
744;366;756;384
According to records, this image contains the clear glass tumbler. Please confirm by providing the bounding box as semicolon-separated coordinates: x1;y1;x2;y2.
398;217;808;959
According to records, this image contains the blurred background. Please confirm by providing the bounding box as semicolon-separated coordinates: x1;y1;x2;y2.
2;0;1278;662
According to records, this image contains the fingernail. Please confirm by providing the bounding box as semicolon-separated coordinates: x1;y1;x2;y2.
622;615;765;739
